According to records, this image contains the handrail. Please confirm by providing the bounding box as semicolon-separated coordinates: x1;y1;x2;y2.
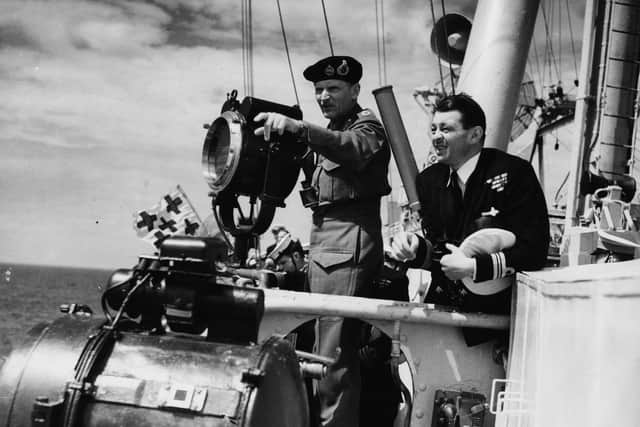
261;288;510;330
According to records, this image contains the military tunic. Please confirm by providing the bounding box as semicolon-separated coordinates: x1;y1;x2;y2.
302;104;390;427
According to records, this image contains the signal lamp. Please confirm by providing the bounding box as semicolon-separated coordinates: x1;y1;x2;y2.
202;91;305;236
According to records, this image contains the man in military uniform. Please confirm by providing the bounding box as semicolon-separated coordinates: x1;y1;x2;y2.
254;55;390;427
389;93;549;345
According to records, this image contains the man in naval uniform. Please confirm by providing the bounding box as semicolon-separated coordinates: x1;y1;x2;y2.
389;93;549;345
254;55;390;427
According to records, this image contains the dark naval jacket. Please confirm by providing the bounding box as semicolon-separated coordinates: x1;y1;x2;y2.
413;148;550;323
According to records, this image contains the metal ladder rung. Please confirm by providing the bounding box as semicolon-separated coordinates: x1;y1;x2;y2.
609;57;640;65
614;1;640;8
611;28;640;37
600;141;634;148
603;112;636;120
605;83;639;92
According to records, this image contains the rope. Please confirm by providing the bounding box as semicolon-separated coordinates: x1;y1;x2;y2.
439;0;456;94
429;0;447;95
321;0;335;55
276;0;300;105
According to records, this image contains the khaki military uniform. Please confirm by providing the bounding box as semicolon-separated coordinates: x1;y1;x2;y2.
302;104;390;427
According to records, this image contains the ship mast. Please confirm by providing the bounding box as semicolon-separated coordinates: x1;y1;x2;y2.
565;0;640;227
456;0;540;152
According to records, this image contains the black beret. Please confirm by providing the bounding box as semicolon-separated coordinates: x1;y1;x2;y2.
303;55;362;84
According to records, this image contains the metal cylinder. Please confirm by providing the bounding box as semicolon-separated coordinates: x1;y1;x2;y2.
0;316;308;427
372;85;421;212
456;0;540;152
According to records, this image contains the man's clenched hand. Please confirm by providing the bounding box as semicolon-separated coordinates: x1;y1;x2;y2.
387;231;420;262
440;243;475;281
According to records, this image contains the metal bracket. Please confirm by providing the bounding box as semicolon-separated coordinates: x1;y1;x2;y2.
66;380;95;394
489;379;528;415
31;396;64;427
241;368;265;387
161;384;208;412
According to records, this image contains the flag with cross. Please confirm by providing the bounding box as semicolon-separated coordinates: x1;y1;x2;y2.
133;185;207;248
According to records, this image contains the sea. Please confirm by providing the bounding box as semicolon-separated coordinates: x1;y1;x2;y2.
0;262;111;363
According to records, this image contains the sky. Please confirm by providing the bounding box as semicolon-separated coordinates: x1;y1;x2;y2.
0;0;585;269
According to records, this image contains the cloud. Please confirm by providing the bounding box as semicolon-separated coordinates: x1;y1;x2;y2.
0;1;170;54
0;0;586;268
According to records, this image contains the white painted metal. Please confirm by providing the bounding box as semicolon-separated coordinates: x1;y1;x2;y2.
498;259;640;427
456;0;540;152
259;290;510;427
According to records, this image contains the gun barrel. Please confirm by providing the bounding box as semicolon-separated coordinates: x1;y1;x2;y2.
372;85;421;212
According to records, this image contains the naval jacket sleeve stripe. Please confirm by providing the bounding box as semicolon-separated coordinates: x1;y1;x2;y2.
492;253;500;279
497;252;507;279
473;251;508;282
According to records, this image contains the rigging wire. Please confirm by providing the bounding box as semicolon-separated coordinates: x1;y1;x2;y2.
428;0;447;95
241;0;254;96
320;0;335;55
564;0;579;81
556;0;562;80
540;1;561;85
275;0;300;106
241;0;246;95
375;0;388;85
248;0;254;95
380;0;387;85
439;0;456;94
531;25;544;93
375;0;382;85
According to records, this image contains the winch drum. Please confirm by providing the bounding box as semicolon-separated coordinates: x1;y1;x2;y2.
0;315;308;427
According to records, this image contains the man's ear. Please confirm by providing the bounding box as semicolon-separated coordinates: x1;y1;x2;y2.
469;125;484;144
351;83;361;100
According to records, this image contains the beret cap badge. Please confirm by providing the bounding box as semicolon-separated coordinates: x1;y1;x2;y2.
324;64;335;77
303;55;362;83
336;60;349;76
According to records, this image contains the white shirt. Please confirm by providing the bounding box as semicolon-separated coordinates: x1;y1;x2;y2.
451;152;481;196
449;151;481;281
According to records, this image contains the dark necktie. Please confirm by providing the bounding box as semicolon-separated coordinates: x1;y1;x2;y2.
444;170;463;241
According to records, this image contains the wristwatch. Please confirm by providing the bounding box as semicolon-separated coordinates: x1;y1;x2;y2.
296;120;309;142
